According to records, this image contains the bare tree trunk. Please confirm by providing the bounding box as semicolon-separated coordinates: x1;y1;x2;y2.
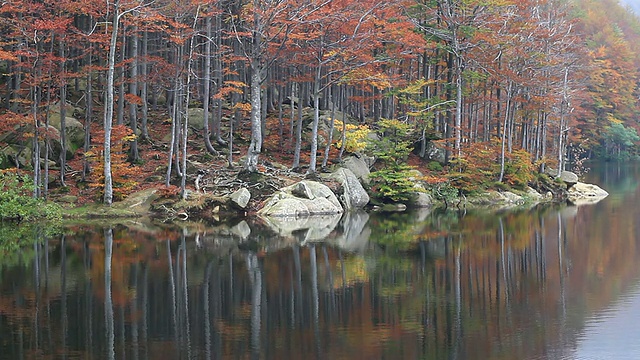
32;83;41;198
557;67;569;177
321;86;336;169
165;74;180;187
498;82;512;183
212;11;226;146
59;40;67;187
202;15;218;156
140;30;150;141
116;28;126;126
245;60;263;172
82;50;92;182
128;26;140;162
454;54;463;158
103;1;121;205
180;10;200;199
309;66;321;174
292;82;303;170
338;86;347;161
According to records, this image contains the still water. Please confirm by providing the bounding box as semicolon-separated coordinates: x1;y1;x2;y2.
1;162;639;360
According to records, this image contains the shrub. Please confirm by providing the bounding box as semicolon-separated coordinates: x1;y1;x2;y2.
367;119;417;204
333;119;370;153
427;161;443;172
0;170;62;221
447;140;536;193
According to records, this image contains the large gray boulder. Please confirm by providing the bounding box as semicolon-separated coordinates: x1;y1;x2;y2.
1;145;31;169
567;182;609;205
328;168;370;210
258;180;343;217
559;170;579;188
187;108;210;130
229;187;251;209
342;155;372;185
49;113;85;151
426;141;447;164
413;191;434;208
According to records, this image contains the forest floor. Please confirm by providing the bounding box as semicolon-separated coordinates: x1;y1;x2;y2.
51;109;368;216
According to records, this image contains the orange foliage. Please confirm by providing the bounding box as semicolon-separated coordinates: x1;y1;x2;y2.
86;125;138;201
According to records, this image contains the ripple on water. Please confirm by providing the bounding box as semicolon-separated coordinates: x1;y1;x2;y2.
572;284;640;360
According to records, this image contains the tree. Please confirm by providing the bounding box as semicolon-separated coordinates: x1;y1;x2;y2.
229;0;305;173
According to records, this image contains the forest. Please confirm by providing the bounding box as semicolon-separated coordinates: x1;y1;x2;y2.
1;0;640;207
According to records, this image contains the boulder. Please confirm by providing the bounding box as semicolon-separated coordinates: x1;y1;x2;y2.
290;181;315;199
426;141;447;164
472;190;524;207
36;124;79;161
500;191;525;205
558;170;579;188
258;180;343;217
48;112;85;156
327;168;370;210
1;145;31;169
525;186;544;202
187;108;210;130
567;182;609;205
229;187;251;209
342;155;371;185
412;191;434;208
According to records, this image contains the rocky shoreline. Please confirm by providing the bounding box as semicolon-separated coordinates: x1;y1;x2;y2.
61;155;609;224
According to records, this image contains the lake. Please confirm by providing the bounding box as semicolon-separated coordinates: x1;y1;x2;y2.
1;162;639;360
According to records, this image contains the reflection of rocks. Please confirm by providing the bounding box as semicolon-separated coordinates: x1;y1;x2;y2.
259;214;341;243
559;205;579;219
333;212;371;253
230;220;252;240
258;180;343;217
567;182;609;205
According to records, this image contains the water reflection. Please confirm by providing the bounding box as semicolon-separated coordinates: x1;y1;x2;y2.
1;164;640;359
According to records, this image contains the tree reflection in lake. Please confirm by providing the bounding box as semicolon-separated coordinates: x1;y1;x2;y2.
2;163;640;359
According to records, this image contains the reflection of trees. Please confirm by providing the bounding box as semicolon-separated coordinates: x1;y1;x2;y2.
105;228;115;360
1;190;640;360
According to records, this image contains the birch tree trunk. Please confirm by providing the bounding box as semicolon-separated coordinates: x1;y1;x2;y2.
103;1;121;205
202;15;218;156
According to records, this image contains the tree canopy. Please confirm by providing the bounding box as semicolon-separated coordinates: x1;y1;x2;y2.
1;0;639;203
